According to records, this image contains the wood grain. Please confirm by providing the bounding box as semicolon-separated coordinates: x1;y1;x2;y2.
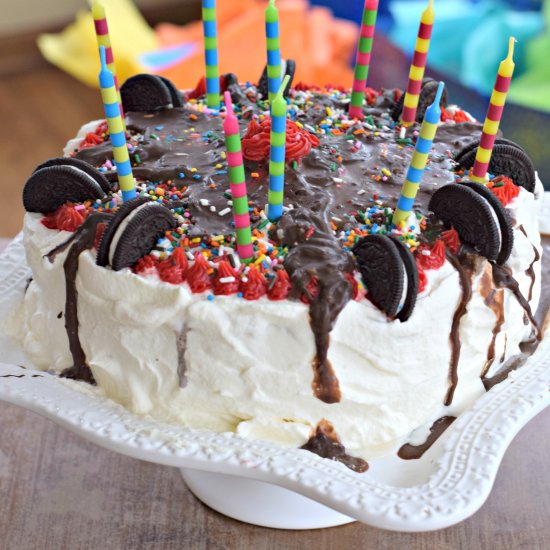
0;401;548;550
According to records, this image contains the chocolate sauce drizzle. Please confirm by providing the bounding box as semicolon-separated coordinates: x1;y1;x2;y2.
397;416;456;460
46;213;113;384
482;337;539;391
491;263;541;340
301;419;369;473
479;268;505;378
445;252;475;405
518;225;541;302
276;207;354;403
0;374;43;379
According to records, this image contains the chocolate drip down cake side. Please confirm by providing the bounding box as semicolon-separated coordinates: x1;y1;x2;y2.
13;51;544;469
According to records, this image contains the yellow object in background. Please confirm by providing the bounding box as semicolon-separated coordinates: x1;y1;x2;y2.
37;0;158;88
37;0;357;91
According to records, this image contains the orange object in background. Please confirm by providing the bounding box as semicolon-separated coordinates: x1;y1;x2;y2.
155;0;357;89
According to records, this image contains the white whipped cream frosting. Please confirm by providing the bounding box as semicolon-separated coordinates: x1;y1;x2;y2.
16;175;543;460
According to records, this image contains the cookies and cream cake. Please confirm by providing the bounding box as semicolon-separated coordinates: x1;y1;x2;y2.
13;73;543;470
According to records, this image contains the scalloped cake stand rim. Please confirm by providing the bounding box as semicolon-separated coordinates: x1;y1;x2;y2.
1;236;550;532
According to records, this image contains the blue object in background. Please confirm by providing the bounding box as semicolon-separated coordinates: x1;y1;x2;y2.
309;0;394;31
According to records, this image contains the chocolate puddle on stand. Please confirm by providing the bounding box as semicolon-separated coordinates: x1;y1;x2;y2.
301;419;369;473
397;416;457;460
46;213;113;385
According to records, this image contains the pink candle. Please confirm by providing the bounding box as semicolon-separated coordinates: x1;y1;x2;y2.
223;92;253;263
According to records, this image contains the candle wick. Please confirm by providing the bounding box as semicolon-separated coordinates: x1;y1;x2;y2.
434;81;445;106
275;74;290;101
224;91;233;116
507;37;516;60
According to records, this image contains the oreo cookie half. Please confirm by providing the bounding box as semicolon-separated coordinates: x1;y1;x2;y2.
428;183;512;264
391;78;449;123
96;197;177;271
455;140;536;193
23;164;107;214
120;74;173;112
34;157;114;194
460;181;514;265
454;137;523;165
352;234;418;321
158;76;184;108
258;58;296;99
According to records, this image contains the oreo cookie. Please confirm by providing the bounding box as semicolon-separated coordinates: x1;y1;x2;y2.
455;140;536;193
96;197;177;271
224;72;250;105
158;76;184;108
428;182;513;264
391;78;449;123
34;157;114;194
23;163;107;214
120;74;173;112
352;235;418;321
460;181;514;265
258;58;296;99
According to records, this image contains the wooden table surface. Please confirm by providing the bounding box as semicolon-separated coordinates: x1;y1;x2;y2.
1;64;550;550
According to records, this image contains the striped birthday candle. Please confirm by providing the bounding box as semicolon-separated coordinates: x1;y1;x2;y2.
92;2;125;124
469;38;516;184
393;81;445;226
223;91;253;263
349;0;379;119
98;46;136;202
202;0;220;109
265;0;282;103
267;75;290;221
400;0;435;126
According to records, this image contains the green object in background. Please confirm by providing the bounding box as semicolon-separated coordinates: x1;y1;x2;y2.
389;0;547;110
509;0;550;112
462;12;543;95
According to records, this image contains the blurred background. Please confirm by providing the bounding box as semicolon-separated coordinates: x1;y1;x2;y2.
1;0;548;238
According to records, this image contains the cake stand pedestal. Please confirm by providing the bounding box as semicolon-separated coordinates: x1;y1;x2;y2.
180;469;356;530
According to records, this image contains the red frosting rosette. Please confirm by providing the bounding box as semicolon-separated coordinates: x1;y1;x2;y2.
157;246;189;285
267;269;292;301
212;260;240;296
416;239;446;271
242;118;319;163
240;265;267;300
187;253;213;294
42;203;86;232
